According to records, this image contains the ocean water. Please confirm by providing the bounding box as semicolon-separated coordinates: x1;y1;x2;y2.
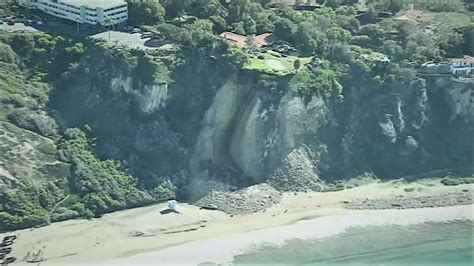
232;221;474;266
102;206;473;266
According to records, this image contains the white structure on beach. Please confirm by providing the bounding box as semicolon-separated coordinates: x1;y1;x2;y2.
168;200;181;213
17;0;128;25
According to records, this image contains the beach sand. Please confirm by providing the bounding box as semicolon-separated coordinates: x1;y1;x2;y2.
4;178;473;265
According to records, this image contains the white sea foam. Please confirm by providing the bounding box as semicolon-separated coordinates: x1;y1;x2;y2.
91;205;473;266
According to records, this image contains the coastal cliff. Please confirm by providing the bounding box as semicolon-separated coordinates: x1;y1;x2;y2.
0;32;472;231
51;45;473;194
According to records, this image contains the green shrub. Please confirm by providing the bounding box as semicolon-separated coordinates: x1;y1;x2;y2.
38;141;57;155
151;185;175;202
441;176;474;186
2;122;22;134
60;128;148;215
290;66;343;98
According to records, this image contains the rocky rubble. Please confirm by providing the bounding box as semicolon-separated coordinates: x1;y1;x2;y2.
345;190;473;210
267;148;327;192
194;184;282;215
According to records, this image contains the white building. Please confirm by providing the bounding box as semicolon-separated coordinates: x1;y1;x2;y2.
448;56;474;76
17;0;128;25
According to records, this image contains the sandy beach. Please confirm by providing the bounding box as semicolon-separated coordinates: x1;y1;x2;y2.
4;178;473;265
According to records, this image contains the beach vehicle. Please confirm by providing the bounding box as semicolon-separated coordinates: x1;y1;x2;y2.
141;32;153;39
200;204;218;210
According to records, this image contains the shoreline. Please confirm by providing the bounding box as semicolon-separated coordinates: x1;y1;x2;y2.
6;178;473;265
97;205;474;266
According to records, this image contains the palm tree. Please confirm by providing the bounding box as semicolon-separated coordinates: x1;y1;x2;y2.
75;17;81;35
102;16;116;42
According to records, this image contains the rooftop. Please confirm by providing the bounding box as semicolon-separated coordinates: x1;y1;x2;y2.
218;32;276;48
61;0;127;9
449;56;474;64
254;33;275;47
394;9;423;22
219;32;248;48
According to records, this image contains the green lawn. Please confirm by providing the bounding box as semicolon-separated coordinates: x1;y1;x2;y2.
246;51;312;76
426;12;472;30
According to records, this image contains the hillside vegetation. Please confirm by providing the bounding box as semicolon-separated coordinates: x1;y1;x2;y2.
0;0;472;231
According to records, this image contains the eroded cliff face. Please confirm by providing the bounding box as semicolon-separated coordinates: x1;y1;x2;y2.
187;74;472;192
52;59;473;195
187;76;332;195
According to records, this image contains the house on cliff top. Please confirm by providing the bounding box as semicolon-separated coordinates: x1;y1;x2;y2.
394;8;424;23
448;56;474;77
219;32;275;49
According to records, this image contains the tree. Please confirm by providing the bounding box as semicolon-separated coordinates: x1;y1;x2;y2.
223;47;249;69
388;0;404;13
383;40;404;60
160;0;190;18
0;43;19;64
293;22;319;55
367;0;405;13
244;18;257;34
189;0;221;18
186;19;214;47
351;35;372;46
228;0;252;23
233;21;246;35
254;8;275;33
246;34;258;54
102;16;116;42
128;0;165;26
210;15;226;33
274;17;296;40
415;0;464;12
75;17;81;35
290;67;342;97
359;24;385;46
463;24;474;55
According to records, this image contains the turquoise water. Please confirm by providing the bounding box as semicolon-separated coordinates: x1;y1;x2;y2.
232;221;473;266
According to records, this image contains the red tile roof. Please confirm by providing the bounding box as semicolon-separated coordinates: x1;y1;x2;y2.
218;32;275;48
218;32;247;48
254;33;275;47
394;9;423;22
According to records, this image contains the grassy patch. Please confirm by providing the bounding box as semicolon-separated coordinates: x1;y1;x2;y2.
0;106;9;121
245;51;311;76
37;141;57;155
425;12;472;30
2;121;22;135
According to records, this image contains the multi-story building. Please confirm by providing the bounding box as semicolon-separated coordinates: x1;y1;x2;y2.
17;0;128;25
448;56;474;77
